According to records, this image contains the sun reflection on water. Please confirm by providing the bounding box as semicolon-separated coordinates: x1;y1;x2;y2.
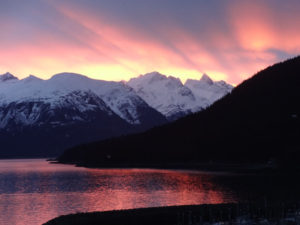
0;159;235;225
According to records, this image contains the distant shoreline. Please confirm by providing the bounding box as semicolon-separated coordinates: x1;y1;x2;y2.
52;159;283;174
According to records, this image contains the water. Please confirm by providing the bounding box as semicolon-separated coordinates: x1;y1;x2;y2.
0;159;298;225
0;159;239;225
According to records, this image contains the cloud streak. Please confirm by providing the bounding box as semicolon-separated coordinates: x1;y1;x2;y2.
0;0;299;84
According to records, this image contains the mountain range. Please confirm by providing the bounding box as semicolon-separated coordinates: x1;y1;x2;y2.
0;71;232;157
58;56;300;168
128;72;233;120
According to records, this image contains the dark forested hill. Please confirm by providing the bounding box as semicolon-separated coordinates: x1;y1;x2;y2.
58;56;300;167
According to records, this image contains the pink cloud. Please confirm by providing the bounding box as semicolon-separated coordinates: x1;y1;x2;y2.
1;1;300;85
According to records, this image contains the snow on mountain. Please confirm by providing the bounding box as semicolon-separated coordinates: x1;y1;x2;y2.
185;74;233;105
0;72;18;82
128;72;201;120
0;90;116;129
128;72;233;120
0;71;233;130
0;72;163;127
0;71;233;157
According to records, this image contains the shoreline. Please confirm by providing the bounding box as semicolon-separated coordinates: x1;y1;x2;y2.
51;159;285;174
1;158;294;175
43;202;300;225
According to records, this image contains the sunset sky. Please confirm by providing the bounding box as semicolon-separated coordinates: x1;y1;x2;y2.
1;0;300;85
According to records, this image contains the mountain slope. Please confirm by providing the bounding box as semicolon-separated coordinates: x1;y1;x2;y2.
185;74;233;106
128;72;232;120
58;56;300;167
128;72;198;120
0;73;165;125
0;73;166;157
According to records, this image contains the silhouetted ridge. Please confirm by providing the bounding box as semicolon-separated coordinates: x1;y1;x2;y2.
59;56;300;167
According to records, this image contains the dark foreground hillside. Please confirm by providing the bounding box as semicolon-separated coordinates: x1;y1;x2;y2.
59;56;300;167
44;203;300;225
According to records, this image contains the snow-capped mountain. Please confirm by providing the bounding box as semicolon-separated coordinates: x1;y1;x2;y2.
185;74;234;105
0;72;166;157
128;72;233;120
0;71;232;157
128;72;199;120
0;72;165;128
0;72;18;82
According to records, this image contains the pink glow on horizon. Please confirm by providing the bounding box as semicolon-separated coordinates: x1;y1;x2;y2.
0;1;300;84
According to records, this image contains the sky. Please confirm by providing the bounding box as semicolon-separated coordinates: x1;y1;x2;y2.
0;0;300;85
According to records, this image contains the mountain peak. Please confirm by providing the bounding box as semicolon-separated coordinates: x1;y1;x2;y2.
128;72;166;86
142;71;166;82
133;72;185;86
22;75;43;82
200;74;214;85
51;72;88;80
144;71;162;76
0;72;18;82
